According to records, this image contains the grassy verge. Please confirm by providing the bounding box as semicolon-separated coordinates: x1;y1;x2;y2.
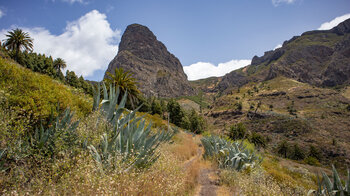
1;109;200;195
219;154;317;195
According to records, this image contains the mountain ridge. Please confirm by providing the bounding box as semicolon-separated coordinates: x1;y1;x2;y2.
212;18;350;92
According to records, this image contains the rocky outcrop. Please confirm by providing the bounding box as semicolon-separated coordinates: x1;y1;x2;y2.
104;24;194;97
217;18;350;91
251;49;284;66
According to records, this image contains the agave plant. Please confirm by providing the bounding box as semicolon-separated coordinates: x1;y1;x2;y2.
308;165;350;196
30;108;79;157
88;82;177;171
201;136;262;171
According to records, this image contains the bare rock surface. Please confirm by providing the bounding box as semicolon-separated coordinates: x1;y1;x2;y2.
104;24;194;97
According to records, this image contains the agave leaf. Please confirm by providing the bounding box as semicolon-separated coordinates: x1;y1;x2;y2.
102;82;108;100
92;83;101;111
89;83;176;171
332;165;344;191
322;171;333;194
88;145;102;164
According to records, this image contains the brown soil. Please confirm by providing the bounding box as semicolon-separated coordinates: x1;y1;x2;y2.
183;134;231;196
196;167;220;196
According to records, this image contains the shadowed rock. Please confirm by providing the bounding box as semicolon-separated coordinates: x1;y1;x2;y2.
104;24;194;97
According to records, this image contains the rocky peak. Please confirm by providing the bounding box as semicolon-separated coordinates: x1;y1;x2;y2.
117;24;182;72
251;49;284;66
104;24;194;97
331;18;350;35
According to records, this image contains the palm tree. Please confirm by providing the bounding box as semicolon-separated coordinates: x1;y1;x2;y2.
105;67;141;108
53;58;67;72
4;28;33;61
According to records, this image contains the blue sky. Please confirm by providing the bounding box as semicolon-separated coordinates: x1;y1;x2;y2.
0;0;349;81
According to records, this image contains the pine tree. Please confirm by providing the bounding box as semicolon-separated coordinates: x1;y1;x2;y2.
167;99;184;127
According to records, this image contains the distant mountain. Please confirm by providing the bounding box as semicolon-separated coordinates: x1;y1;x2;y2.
104;24;195;97
217;18;350;92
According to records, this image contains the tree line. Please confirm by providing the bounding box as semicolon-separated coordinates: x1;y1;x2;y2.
1;28;92;95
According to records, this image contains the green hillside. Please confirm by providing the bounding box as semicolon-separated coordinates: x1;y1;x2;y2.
0;56;91;143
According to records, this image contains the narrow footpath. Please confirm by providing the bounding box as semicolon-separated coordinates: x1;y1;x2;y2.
183;134;231;196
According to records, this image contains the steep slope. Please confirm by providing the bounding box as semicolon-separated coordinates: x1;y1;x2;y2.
0;56;91;131
206;76;350;166
189;76;221;93
104;24;194;97
218;18;350;91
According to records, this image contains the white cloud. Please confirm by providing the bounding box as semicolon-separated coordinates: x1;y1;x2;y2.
62;0;86;4
274;44;282;50
0;9;4;18
0;10;120;78
272;0;296;6
184;59;251;81
318;13;350;30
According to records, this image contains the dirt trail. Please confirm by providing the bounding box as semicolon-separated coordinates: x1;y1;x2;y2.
183;134;230;196
196;167;220;196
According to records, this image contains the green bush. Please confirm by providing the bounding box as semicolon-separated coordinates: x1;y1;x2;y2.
0;57;91;129
228;122;247;140
151;98;162;115
290;144;305;160
249;132;267;149
276;140;290;158
304;156;320;166
188;109;205;134
308;145;322;160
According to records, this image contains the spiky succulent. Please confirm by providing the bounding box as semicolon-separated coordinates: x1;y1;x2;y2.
308;165;350;196
30;108;79;157
201;136;262;171
88;82;177;171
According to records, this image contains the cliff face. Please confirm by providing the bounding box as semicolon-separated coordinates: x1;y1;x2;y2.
217;18;350;91
104;24;194;97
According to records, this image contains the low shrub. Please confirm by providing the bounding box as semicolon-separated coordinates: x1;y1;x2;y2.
304;156;320;166
228;122;247;140
249;132;267;149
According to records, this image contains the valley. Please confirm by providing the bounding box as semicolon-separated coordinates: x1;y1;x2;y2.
0;10;350;196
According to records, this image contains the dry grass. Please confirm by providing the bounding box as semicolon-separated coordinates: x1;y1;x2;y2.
342;86;350;100
178;98;200;112
1;111;200;195
220;168;306;195
170;132;198;162
218;154;318;195
2;139;199;195
183;155;200;195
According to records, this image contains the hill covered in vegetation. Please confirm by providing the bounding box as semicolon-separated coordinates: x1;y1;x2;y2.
217;18;350;92
1;18;350;195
